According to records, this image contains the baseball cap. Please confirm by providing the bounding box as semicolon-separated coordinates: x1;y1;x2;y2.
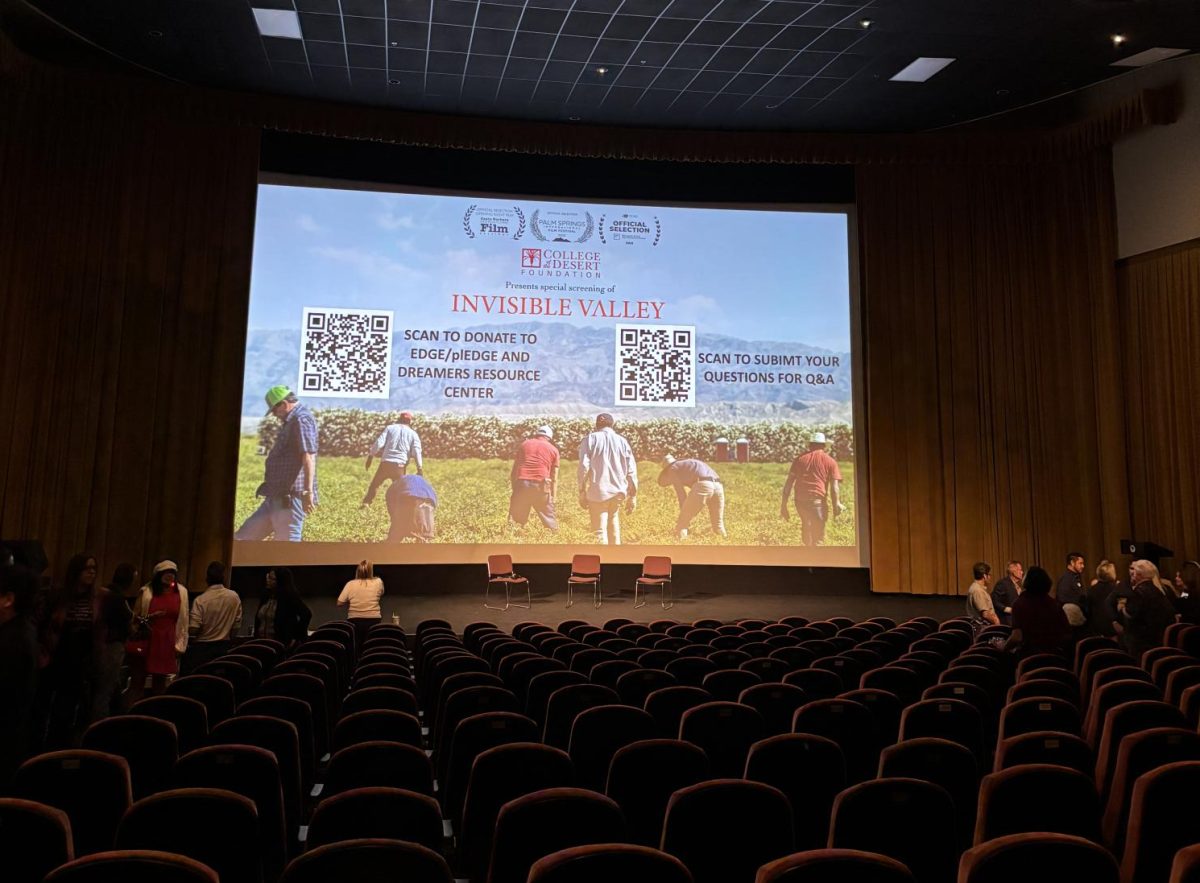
536;425;554;439
264;385;292;415
400;411;414;422
153;560;178;575
662;454;677;467
811;432;827;445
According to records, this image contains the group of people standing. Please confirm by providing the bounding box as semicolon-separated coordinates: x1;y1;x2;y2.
966;552;1200;659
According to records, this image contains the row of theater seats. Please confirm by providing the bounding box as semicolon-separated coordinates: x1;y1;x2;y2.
3;614;1200;883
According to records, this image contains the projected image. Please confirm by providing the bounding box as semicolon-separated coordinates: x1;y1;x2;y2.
234;183;857;564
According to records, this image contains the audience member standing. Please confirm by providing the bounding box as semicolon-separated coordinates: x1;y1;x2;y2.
92;563;137;720
992;561;1023;625
272;567;312;648
183;562;242;674
658;455;726;539
1170;560;1200;624
1005;566;1071;656
1119;559;1177;660
1085;560;1120;638
254;570;279;640
363;411;423;506
780;433;844;546
578;413;638;545
133;561;188;696
1056;552;1086;605
43;554;107;746
337;560;385;650
0;565;40;782
965;562;1000;627
508;426;559;533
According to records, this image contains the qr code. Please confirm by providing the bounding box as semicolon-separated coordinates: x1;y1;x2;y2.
614;324;696;408
299;307;393;399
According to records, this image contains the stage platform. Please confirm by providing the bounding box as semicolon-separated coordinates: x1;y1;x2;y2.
299;590;965;634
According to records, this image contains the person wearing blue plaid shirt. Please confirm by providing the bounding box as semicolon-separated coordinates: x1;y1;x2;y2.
235;385;319;542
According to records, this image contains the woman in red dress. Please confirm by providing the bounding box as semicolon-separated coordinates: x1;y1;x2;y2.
132;560;189;696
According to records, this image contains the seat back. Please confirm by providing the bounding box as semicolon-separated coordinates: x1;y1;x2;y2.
236;695;316;789
1101;726;1200;851
642;556;672;578
166;675;237;726
0;797;74;883
878;737;979;845
756;848;915;883
738;683;809;737
792;698;880;783
528;843;693;883
279;838;452;883
130;695;209;753
443;712;540;823
678;701;764;778
323;740;434;798
998;697;1081;741
542;683;620;749
81;715;178;800
959;833;1118;883
571;554;601;577
975;764;1101;845
744;733;845;851
645;686;713;738
488;554;515;577
1120;761;1200;883
44;850;220;883
488;787;626;883
306;786;443;851
899;698;984;759
12;750;131;857
993;730;1091;775
606;739;708;848
568;705;657;791
1095;700;1186;795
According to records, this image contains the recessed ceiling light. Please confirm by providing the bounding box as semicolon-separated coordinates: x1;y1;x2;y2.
995;88;1009;96
1112;46;1188;67
766;104;778;109
252;8;303;40
1110;34;1127;47
858;19;872;28
596;66;608;75
890;57;955;83
390;40;398;47
388;79;400;85
568;116;581;121
148;29;164;38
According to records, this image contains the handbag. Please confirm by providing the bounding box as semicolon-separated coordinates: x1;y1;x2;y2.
125;613;151;659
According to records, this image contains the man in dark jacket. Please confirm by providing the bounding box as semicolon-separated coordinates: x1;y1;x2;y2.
0;564;40;781
992;561;1023;626
1056;552;1086;606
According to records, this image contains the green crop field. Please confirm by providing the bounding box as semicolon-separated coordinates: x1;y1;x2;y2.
234;437;856;547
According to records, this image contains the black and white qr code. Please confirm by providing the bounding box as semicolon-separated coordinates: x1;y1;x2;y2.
299;307;393;399
614;324;696;408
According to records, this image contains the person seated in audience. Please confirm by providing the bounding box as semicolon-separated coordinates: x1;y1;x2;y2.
132;561;189;698
92;563;137;719
1169;560;1200;624
338;559;385;648
965;562;999;627
0;562;40;782
1083;560;1120;639
182;561;242;674
255;567;311;648
1119;559;1177;659
1004;566;1071;656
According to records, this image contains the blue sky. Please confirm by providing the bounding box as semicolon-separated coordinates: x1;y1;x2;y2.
248;183;852;350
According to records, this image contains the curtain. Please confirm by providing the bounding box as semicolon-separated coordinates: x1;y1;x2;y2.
858;155;1131;593
1118;240;1200;567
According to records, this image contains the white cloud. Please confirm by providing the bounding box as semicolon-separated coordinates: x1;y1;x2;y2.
670;294;725;326
295;213;325;234
311;245;427;288
374;207;416;230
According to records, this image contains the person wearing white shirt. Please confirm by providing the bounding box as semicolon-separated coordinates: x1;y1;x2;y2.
362;412;423;506
577;413;638;545
337;560;386;648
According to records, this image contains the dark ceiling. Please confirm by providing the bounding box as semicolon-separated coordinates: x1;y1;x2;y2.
10;0;1200;132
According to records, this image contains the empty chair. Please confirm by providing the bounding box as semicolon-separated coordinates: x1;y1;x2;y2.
634;556;673;609
12;750;131;857
645;685;712;737
702;669;761;701
459;743;574;882
1073;636;1119;673
616;668;677;707
974;764;1101;845
709;649;754;670
1079;650;1135;706
859;666;922;706
1150;655;1196;694
442;712;539;824
1171;844;1200;883
116;788;260;883
756;849;915;883
1094;700;1187;796
993;731;1092;775
81;715;178;800
1164;664;1200;706
567;554;603;608
259;674;330;758
792;698;879;783
813;656;868;692
899;698;984;760
784;669;844;701
526;670;588;722
667;656;718;686
487;787;626;883
131;695;209;753
1006;678;1080;708
485;554;531;611
661;779;793;883
639;649;681;670
528;843;693;883
1014;653;1070;680
958;833;1119;883
210;715;302;836
937;666;1005;711
606;739;708;847
839;689;903;746
828;778;958;883
279;839;452;883
878;738;979;845
44;851;219;883
739;683;809;736
543;683;620;749
590;659;639;690
745;734;845;850
340;686;418;718
306;786;442;851
569;648;620;675
333;709;421;753
323;740;433;798
167;675;237;726
509;657;564;703
237;695;316;789
741;657;793;683
173;746;287;881
998;697;1080;741
680;701;765;777
1084;678;1161;747
1120;762;1200;883
435;685;520;765
569;705;656;792
1100;727;1200;851
0;797;74;883
769;647;816;671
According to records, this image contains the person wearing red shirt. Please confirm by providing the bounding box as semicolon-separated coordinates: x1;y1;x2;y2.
509;426;560;532
780;433;844;546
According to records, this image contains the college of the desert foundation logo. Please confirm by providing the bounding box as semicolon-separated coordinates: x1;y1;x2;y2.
520;248;542;268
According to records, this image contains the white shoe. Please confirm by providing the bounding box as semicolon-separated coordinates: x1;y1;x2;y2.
677;529;688;539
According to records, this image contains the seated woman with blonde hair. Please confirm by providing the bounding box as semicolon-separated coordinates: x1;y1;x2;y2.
338;560;385;650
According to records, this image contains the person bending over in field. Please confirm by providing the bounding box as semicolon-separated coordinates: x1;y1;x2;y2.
657;455;726;540
386;473;438;543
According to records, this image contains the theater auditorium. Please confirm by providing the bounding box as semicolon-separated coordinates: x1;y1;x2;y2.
2;2;1200;882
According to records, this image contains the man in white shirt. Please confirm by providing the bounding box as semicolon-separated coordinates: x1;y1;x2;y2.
363;411;423;506
966;561;999;626
183;561;243;673
577;413;638;545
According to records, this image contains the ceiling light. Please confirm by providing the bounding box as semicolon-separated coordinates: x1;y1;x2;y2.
388;79;400;85
148;29;164;38
252;8;303;39
1111;46;1188;67
858;19;872;28
890;57;955;82
596;66;608;75
1110;34;1127;47
568;116;581;121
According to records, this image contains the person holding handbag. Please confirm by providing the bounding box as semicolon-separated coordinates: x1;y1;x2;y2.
131;560;189;698
92;563;137;720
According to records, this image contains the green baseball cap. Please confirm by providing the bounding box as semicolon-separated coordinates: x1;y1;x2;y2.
264;385;292;415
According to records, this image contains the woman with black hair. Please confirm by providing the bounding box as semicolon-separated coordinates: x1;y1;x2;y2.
255;567;311;648
1004;565;1071;657
1171;561;1200;625
131;560;188;698
91;562;137;719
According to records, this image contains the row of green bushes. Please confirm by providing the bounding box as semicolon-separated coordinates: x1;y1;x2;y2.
257;411;854;462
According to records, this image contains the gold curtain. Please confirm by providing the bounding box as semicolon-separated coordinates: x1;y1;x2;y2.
1118;240;1200;566
857;156;1131;593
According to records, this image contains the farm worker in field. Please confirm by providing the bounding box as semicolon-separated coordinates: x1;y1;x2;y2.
235;385;318;542
386;473;438;543
578;413;638;545
658;455;726;540
362;411;423;507
780;431;844;546
509;426;560;532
